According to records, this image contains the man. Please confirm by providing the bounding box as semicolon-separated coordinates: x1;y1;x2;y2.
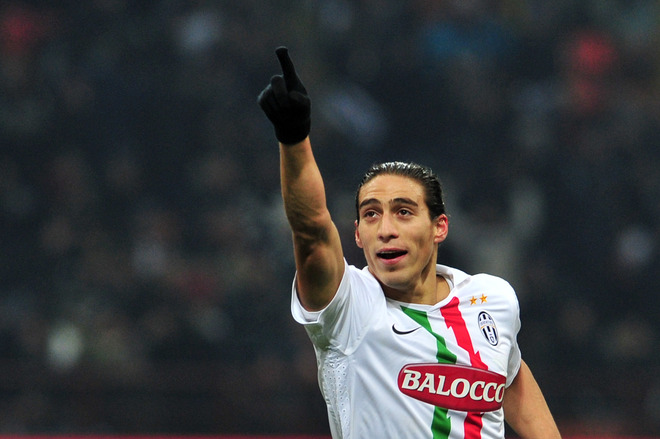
258;47;561;439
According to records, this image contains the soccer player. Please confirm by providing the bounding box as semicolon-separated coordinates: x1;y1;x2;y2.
258;47;561;439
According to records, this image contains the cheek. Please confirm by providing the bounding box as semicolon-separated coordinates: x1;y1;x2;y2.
414;229;437;255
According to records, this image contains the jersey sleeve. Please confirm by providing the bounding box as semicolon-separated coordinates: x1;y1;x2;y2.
291;260;383;355
503;280;522;387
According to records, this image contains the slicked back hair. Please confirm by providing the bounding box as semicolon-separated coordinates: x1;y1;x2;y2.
355;161;446;223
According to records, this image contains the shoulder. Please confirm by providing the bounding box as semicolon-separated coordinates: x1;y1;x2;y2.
296;261;384;317
292;261;387;352
347;263;381;288
471;272;516;293
437;264;511;287
438;264;519;306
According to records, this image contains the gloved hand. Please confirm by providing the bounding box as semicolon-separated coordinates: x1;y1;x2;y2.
257;47;311;145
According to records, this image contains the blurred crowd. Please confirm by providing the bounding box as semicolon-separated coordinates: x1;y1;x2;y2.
0;0;659;435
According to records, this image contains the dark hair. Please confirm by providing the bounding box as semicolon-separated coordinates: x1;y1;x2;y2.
355;161;446;222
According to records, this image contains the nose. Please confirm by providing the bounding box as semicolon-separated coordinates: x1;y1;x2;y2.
378;213;399;241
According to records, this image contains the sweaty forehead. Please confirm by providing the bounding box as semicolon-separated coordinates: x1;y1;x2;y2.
358;174;425;204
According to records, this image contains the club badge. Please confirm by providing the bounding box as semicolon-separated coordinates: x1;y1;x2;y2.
478;311;498;346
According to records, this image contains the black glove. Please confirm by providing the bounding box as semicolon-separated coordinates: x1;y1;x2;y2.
257;47;311;145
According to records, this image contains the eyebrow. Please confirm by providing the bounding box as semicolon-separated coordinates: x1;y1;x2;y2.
358;197;419;210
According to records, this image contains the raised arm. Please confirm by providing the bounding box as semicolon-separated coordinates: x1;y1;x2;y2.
503;360;562;439
258;47;344;311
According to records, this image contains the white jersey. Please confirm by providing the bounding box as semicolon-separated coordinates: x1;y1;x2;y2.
291;260;522;439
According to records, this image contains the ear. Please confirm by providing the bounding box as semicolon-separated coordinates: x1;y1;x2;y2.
354;220;363;248
433;214;449;244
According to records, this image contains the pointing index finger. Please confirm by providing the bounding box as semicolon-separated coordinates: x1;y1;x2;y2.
275;46;299;88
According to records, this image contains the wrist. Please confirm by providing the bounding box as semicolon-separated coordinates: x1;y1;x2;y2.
275;120;310;145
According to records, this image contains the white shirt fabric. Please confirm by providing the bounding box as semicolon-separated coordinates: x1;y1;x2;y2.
291;260;522;439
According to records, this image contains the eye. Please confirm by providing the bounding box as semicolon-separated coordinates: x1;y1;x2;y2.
398;208;412;216
361;210;380;220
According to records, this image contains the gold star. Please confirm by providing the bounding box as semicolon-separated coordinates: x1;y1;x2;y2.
480;294;488;304
469;296;477;305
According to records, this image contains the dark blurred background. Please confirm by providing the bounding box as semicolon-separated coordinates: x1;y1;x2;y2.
0;0;659;436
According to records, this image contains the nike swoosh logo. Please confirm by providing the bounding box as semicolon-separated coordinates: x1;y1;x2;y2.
392;324;422;335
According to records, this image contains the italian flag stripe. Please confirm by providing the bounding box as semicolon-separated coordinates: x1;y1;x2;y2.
401;307;456;439
441;297;486;439
402;296;490;439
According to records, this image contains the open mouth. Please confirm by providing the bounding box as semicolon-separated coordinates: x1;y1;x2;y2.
377;250;408;260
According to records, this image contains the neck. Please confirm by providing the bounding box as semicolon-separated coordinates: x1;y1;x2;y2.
382;273;450;305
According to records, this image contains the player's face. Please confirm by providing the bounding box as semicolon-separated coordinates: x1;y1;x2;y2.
355;174;448;295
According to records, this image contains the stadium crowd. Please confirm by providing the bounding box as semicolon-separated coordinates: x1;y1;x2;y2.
0;0;659;435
